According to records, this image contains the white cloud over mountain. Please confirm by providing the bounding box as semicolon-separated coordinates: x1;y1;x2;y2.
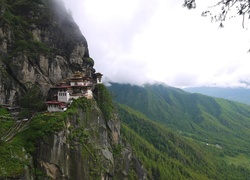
63;0;250;88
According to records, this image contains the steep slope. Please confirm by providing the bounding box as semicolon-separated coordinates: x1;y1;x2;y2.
0;0;93;105
117;104;250;179
0;85;147;179
0;1;147;179
108;83;250;157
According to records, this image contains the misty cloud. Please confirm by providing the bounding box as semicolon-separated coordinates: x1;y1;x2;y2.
63;0;250;88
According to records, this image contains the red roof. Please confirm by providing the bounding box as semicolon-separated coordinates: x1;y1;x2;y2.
46;101;67;108
46;101;64;105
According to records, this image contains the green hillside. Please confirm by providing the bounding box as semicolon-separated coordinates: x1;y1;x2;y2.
118;105;250;179
108;83;250;175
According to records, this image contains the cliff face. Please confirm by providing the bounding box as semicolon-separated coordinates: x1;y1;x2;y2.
0;0;92;105
0;0;146;179
33;98;146;179
0;96;146;179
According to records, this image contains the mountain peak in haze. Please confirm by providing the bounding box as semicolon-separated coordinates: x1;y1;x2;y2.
184;86;250;105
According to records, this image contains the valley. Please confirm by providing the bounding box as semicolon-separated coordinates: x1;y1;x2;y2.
108;82;250;179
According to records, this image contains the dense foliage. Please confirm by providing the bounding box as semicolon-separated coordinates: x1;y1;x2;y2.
18;84;47;118
0;110;65;177
0;96;127;179
109;83;250;178
118;104;250;179
94;84;115;121
0;98;92;177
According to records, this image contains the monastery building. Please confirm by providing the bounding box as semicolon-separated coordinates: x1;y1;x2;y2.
46;71;103;112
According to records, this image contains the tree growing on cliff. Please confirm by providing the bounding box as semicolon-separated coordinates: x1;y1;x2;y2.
19;84;46;118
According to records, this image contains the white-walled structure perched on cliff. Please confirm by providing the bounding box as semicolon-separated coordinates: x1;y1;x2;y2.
46;71;103;112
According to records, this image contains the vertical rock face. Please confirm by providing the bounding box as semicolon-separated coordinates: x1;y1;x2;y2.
0;0;92;105
34;99;146;180
0;1;147;179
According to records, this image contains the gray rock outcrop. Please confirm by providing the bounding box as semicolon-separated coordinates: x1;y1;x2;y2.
0;0;91;105
33;99;146;179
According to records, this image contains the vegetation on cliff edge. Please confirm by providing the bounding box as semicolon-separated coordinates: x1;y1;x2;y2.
0;97;92;177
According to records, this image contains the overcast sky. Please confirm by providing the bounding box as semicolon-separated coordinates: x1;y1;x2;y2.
63;0;250;88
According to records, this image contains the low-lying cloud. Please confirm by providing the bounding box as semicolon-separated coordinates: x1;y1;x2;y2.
63;0;250;88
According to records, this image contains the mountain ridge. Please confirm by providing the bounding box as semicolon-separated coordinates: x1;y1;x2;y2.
108;83;250;156
1;0;250;179
117;101;250;179
184;86;250;105
107;82;250;179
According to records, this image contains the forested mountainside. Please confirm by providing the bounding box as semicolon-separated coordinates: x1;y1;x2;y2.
0;1;146;179
184;86;250;105
108;83;250;179
1;0;250;179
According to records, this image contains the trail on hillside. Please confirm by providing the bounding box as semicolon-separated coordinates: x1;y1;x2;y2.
1;118;30;142
1;112;37;142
